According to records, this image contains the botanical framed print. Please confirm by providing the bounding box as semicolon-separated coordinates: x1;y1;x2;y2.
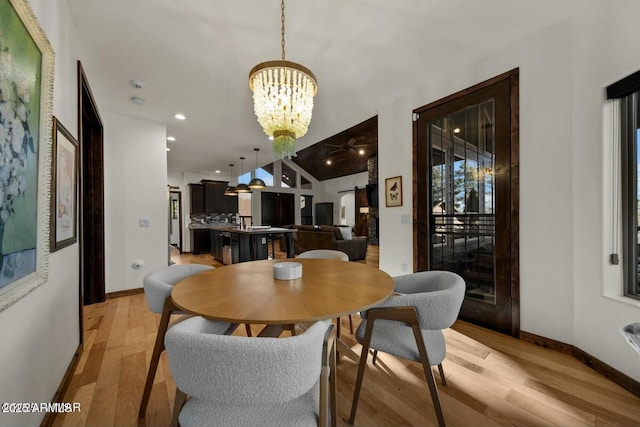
0;0;54;312
385;176;403;207
50;117;78;251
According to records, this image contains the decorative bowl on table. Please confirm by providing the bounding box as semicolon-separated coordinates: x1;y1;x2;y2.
273;262;302;280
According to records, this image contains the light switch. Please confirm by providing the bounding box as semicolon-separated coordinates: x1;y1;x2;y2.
400;214;410;224
139;219;150;228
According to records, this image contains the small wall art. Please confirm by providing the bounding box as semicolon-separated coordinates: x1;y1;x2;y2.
385;176;403;207
50;117;78;252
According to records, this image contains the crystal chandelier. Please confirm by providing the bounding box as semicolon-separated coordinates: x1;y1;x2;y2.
249;0;317;159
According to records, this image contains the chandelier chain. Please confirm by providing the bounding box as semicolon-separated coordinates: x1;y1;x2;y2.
281;0;286;60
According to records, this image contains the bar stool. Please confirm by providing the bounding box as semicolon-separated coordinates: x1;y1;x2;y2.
267;233;284;259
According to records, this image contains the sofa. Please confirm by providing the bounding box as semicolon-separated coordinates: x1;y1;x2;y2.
279;225;368;261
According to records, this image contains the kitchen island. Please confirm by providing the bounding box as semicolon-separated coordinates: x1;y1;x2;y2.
189;224;295;263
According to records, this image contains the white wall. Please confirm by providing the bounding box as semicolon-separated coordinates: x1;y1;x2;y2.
315;172;368;225
377;0;640;381
572;0;640;383
103;112;168;293
0;0;84;425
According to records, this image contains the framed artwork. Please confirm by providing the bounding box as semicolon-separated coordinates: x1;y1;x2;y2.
0;0;55;312
385;176;403;207
50;117;78;251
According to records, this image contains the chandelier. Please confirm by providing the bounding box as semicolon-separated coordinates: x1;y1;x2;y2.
249;0;317;159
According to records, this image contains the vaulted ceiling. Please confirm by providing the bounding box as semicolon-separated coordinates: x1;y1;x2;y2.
65;0;591;178
292;116;377;181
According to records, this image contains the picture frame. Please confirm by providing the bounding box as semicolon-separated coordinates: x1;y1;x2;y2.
385;176;403;207
0;0;55;312
50;117;78;252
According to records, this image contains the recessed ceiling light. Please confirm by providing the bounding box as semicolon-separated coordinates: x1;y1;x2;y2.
175;113;186;120
130;96;145;105
268;136;274;141
453;128;461;134
326;160;332;165
215;170;221;174
129;80;144;89
166;147;171;152
358;149;365;155
167;136;176;141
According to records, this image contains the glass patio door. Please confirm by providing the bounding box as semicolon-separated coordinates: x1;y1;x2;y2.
429;100;496;303
414;71;519;335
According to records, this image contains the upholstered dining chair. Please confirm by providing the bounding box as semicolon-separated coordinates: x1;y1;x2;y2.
165;317;337;427
349;270;465;427
138;264;239;418
297;249;350;261
296;249;353;336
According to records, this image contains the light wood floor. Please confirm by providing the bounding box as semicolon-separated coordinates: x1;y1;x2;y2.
52;247;640;426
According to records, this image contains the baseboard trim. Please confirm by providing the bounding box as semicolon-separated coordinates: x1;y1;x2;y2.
106;287;144;299
40;343;83;427
521;330;640;398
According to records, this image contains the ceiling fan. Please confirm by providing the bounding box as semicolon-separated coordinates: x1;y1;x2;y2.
325;137;368;154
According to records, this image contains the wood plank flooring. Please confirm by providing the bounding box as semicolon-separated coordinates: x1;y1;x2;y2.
52;246;640;426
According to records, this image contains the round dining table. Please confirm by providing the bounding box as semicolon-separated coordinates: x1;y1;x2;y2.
171;258;394;337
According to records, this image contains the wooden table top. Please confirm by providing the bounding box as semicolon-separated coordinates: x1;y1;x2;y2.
171;259;394;324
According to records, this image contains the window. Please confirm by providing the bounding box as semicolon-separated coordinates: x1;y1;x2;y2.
610;70;640;298
258;163;275;187
301;175;313;190
281;162;297;188
238;171;251;186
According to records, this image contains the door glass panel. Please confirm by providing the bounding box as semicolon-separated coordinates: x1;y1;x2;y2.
430;100;496;304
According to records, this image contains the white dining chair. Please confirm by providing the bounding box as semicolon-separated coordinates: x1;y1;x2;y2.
296;249;352;336
349;270;465;427
296;249;349;261
138;264;239;418
166;317;336;427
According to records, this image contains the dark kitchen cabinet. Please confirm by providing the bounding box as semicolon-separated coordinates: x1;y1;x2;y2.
191;229;210;254
204;181;227;213
189;184;205;215
190;180;239;214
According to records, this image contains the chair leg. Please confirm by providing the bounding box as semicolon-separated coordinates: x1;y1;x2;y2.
329;338;337;427
245;323;253;337
139;297;176;418
438;363;447;386
336;317;342;340
412;324;446;427
170;388;187;427
349;314;354;334
348;319;376;425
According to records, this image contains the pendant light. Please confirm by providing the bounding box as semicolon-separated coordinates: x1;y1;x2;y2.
235;157;252;193
224;164;238;196
248;148;267;189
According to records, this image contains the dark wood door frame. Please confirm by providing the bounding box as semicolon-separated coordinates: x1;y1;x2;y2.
77;61;105;343
413;69;520;336
169;189;183;252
